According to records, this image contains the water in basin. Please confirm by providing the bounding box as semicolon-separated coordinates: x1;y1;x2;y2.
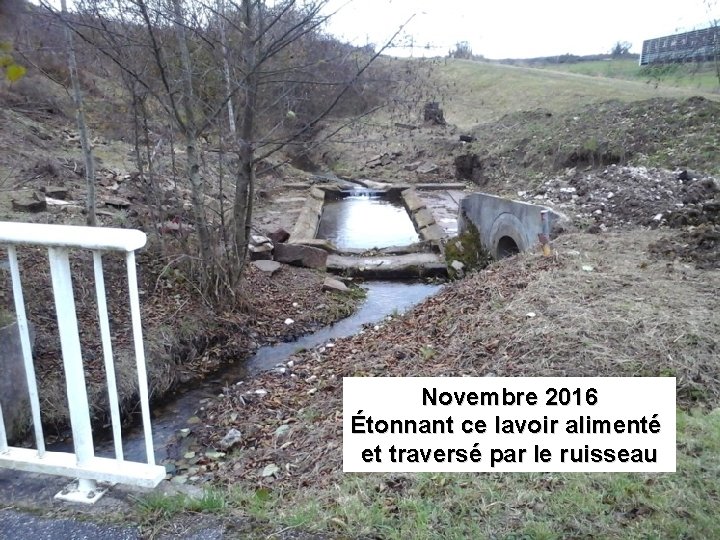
316;192;419;249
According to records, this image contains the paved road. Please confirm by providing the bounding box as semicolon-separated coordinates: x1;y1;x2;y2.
0;509;139;540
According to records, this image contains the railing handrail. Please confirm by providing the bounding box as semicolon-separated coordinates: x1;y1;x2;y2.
0;222;146;252
0;222;164;503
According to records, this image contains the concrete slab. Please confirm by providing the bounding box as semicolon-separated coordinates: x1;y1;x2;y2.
401;189;426;212
327;253;446;279
413;208;436;230
415;183;467;191
421;190;465;237
419;224;446;242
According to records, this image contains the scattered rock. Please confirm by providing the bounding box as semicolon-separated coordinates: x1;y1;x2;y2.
459;134;476;143
274;243;328;269
45;197;75;207
249;234;274;260
323;277;349;293
252;260;281;275
103;196;131;209
267;228;290;244
219;428;243;450
274;425;291;438
417;162;439;175
249;243;273;261
365;152;401;169
41;186;69;199
449;259;465;278
403;161;422;172
251;234;273;246
676;169;700;181
261;464;280;477
394;122;418;130
12;192;47;213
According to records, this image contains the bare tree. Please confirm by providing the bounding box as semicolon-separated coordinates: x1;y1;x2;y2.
610;41;632;58
58;0;418;304
59;0;97;226
449;41;473;60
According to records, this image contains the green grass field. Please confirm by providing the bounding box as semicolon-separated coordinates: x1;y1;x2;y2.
542;58;720;91
434;59;719;128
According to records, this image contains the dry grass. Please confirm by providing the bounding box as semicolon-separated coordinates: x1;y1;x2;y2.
195;229;719;492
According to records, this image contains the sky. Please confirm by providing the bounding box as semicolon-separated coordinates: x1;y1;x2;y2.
322;0;719;58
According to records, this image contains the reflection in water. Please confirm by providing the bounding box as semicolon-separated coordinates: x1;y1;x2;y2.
316;194;419;249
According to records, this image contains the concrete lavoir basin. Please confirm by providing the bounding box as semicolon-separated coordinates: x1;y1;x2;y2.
315;190;419;250
288;185;448;279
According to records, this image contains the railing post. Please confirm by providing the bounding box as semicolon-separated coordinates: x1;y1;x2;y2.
47;247;103;503
126;251;156;466
92;251;124;462
7;245;45;456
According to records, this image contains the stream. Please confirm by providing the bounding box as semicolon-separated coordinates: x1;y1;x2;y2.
54;189;445;464
119;280;441;463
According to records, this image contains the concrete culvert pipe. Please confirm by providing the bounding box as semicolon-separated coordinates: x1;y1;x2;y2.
497;236;521;259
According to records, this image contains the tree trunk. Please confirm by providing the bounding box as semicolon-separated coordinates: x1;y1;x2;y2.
218;0;236;135
171;0;212;269
232;0;259;282
60;0;96;226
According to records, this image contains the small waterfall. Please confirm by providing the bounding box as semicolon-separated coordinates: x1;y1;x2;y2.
342;188;383;198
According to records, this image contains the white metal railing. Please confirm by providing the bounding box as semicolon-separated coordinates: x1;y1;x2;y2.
0;222;165;503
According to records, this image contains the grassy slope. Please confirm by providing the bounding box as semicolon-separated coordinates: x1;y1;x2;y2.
435;59;719;128
541;58;720;92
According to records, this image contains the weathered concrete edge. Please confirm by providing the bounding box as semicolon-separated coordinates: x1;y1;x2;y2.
401;188;447;244
327;261;447;279
289;193;324;243
334;240;440;257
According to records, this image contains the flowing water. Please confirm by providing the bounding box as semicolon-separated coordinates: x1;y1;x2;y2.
95;280;442;462
53;188;445;464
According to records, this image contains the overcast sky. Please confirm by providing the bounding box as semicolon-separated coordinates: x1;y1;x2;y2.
323;0;719;58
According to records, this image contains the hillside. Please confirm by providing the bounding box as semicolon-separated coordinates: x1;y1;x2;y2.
187;60;719;538
0;20;719;538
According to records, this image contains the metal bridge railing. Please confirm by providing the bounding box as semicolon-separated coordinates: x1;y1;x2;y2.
0;222;165;503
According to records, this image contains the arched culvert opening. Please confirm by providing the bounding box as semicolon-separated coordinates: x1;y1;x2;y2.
497;236;520;259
